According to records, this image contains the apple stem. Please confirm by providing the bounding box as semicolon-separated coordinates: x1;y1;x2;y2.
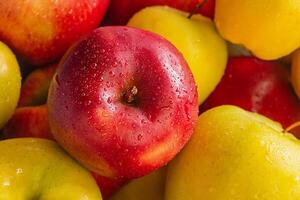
187;0;208;19
123;86;138;104
285;121;300;133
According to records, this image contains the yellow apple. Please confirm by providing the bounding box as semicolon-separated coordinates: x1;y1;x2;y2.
0;41;21;129
292;49;300;99
215;0;300;60
0;138;102;200
109;167;166;200
128;6;228;104
166;106;300;200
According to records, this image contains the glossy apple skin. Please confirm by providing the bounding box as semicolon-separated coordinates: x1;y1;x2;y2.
105;0;215;25
128;6;227;105
18;64;57;107
0;0;110;66
166;106;300;200
48;26;198;179
0;138;102;199
200;57;300;138
0;41;21;129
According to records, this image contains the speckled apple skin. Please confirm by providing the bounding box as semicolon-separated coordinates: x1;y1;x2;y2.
48;26;198;179
0;0;110;66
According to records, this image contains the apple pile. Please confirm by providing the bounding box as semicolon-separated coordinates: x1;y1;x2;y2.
0;0;300;199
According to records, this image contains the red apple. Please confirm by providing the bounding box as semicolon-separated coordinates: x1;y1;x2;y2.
48;26;198;179
200;57;300;138
19;64;57;107
104;0;215;25
3;105;53;139
0;0;110;66
3;64;57;140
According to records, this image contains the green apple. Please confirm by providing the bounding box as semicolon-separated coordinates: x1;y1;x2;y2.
0;138;102;200
166;105;300;200
109;167;166;200
0;41;21;129
128;6;228;104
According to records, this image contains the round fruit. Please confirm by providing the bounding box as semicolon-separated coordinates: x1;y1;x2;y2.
215;0;300;60
128;6;227;104
0;41;21;129
0;0;110;65
48;26;198;179
0;138;102;199
166;106;300;200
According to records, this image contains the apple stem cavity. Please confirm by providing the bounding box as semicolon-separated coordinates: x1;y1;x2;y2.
285;121;300;133
122;85;138;105
187;0;208;19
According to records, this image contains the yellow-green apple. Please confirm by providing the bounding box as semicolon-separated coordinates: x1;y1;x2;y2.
3;108;122;199
166;105;300;200
215;0;300;60
3;105;126;198
0;41;21;129
48;26;198;179
105;0;215;25
128;6;227;104
0;138;102;199
200;57;300;138
18;64;57;107
0;0;110;66
109;167;166;200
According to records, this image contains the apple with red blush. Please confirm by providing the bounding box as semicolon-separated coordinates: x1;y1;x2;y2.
48;26;198;179
19;64;57;107
0;0;110;66
104;0;215;25
200;57;300;138
3;105;53;139
3;64;57;140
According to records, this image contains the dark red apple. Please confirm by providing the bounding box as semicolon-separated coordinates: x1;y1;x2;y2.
18;64;57;107
0;0;110;66
200;57;300;138
104;0;215;25
48;26;198;179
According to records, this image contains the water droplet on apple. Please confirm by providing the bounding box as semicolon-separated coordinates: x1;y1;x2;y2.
107;97;112;104
109;71;115;77
137;134;143;141
84;100;92;106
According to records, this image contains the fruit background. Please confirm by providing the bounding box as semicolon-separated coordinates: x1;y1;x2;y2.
0;0;300;199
